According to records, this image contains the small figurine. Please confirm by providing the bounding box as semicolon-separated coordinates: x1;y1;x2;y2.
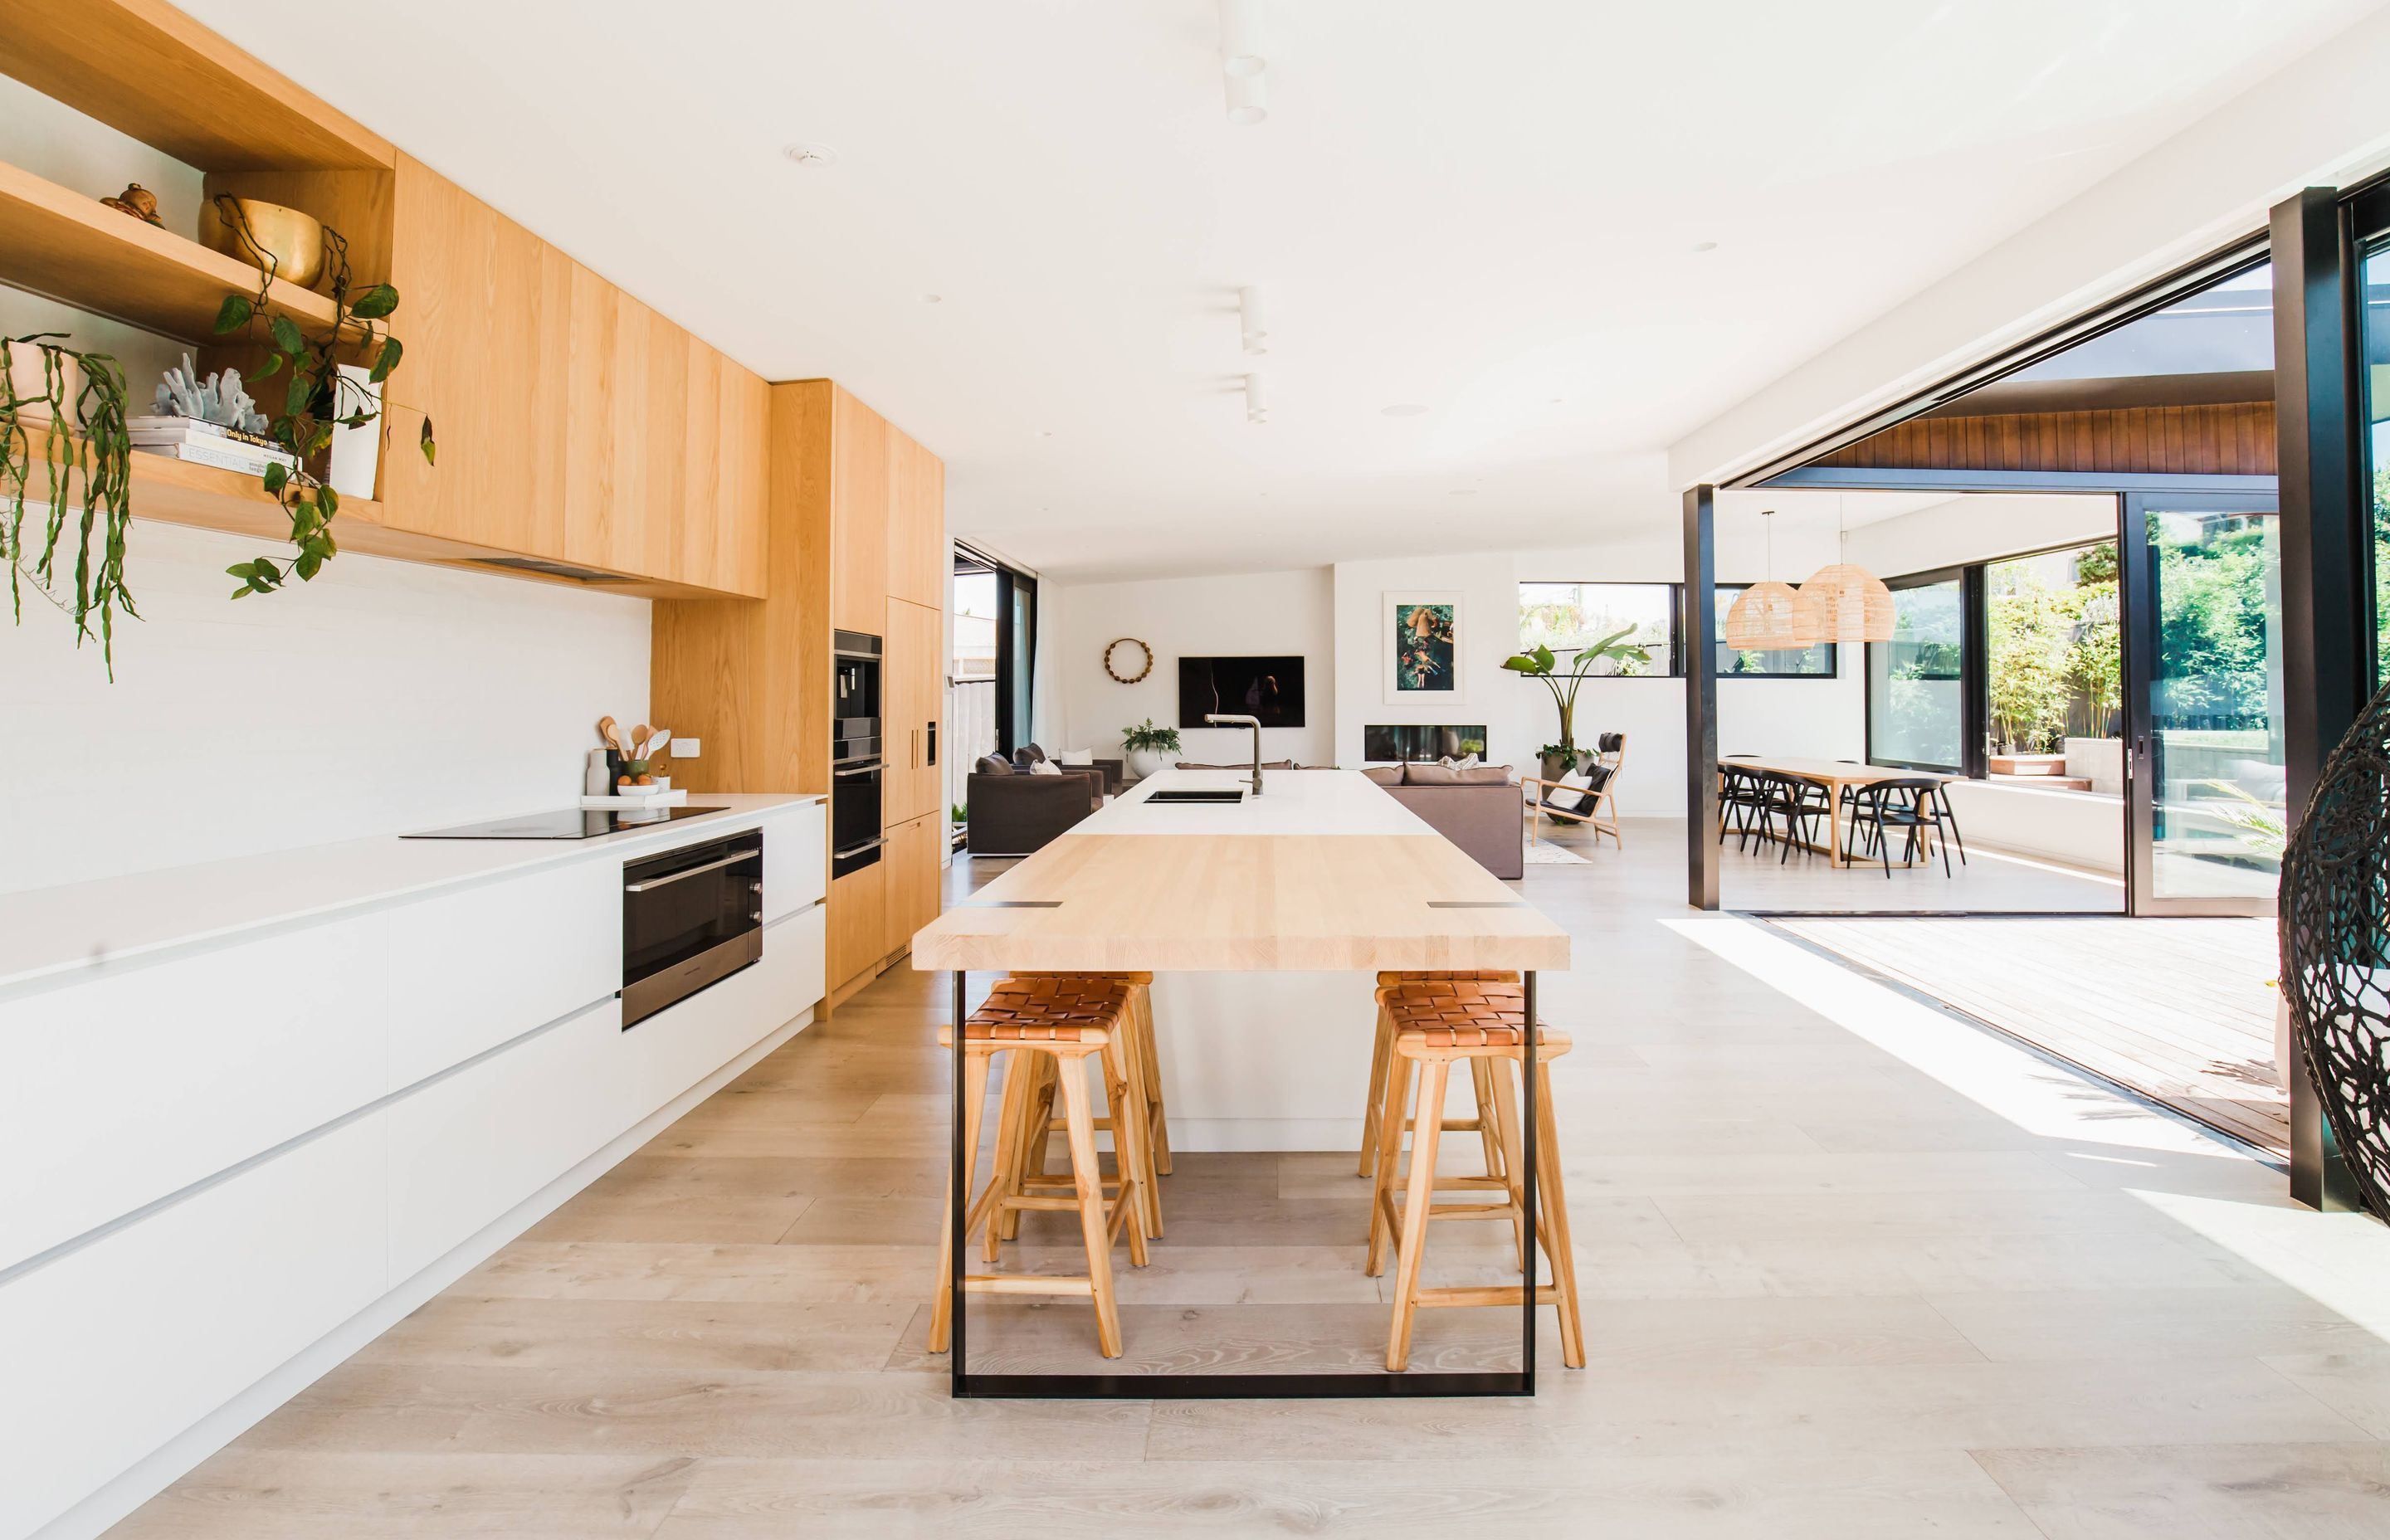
99;183;163;227
155;352;270;435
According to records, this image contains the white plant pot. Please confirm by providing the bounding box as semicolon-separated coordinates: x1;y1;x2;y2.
1126;748;1163;778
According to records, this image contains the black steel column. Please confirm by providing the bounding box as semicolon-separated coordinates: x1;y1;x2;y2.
1960;563;1990;781
1684;485;1719;909
2270;188;2366;1212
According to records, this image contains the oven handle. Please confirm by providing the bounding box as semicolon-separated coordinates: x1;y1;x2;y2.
624;849;758;893
832;763;881;779
832;836;885;860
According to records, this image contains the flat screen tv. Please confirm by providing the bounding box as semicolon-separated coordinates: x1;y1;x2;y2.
1178;655;1306;729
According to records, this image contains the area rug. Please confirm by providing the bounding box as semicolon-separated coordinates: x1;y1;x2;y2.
1523;841;1590;866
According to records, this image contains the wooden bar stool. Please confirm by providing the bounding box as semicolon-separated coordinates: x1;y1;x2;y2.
1357;970;1526;1266
1365;981;1584;1372
988;971;1168;1242
927;976;1151;1360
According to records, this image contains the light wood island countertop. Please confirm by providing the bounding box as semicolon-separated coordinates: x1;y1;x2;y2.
912;769;1567;974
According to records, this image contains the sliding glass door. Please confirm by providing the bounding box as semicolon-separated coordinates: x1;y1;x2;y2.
1867;569;1973;772
2123;492;2284;915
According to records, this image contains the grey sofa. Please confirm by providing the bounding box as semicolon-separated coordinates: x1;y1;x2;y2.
967;754;1102;856
1365;763;1524;880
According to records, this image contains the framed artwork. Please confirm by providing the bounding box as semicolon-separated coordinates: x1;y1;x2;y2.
1384;591;1464;704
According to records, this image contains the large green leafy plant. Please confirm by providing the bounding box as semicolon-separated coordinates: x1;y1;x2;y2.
0;334;135;675
1502;626;1650;762
210;197;435;598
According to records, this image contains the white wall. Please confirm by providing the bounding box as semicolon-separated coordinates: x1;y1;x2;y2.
1845;494;2119;578
1042;567;1336;768
1328;511;1866;815
0;82;653;894
2;519;651;893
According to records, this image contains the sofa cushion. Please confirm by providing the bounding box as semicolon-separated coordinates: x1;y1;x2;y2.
1361;765;1404;787
1456;764;1514;785
1012;743;1047;768
1056;747;1095;766
974;754;1012;776
1027;758;1063;776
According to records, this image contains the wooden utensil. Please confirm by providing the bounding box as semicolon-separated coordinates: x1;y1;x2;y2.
597;716;625;753
629;723;653;757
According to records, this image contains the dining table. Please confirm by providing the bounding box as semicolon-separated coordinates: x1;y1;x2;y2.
910;766;1569;1401
1719;756;1951;868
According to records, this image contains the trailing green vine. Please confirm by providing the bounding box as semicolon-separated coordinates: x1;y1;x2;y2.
0;334;136;675
210;196;436;598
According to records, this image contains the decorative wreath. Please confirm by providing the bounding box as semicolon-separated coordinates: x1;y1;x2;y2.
1104;637;1154;684
2282;680;2390;1223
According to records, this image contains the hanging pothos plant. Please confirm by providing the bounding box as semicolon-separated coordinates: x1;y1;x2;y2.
0;334;136;675
210;195;436;598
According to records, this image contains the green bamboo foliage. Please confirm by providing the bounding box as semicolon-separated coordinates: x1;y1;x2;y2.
0;333;137;676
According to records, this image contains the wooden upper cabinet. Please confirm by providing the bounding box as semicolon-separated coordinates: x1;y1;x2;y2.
885;427;945;610
830;390;890;633
378;156;765;597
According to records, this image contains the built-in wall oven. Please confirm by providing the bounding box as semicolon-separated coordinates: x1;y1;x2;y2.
622;830;764;1029
832;629;885;879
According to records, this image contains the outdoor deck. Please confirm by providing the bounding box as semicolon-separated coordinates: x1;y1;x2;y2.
1766;916;2286;1157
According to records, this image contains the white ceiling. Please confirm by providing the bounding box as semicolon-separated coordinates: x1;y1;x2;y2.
186;0;2377;581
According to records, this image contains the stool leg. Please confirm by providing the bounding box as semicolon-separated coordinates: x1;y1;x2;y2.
1135;986;1173;1176
1485;1051;1529;1274
927;1046;993;1355
1104;1032;1155;1260
1529;1057;1586;1370
1364;1048;1415;1277
1386;1057;1450;1372
981;1053;1033;1263
1002;1055;1056;1242
1468;1056;1516;1257
1056;1050;1124;1359
1358;1000;1395;1177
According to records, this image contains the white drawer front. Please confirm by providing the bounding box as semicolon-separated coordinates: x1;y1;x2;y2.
386;859;618;1090
0;914;388;1273
0;1109;387;1540
618;903;823;1128
385;1001;627;1283
763;802;827;921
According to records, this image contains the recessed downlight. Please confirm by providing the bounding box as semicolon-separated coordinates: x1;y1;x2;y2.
1382;402;1429;417
783;143;836;166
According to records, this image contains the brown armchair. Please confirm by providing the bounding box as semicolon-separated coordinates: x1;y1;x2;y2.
966;756;1101;856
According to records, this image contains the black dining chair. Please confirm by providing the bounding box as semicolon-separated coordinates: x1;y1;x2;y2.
1718;757;1769;850
1843;777;1958;876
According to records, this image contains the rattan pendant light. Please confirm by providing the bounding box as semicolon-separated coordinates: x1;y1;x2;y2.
1799;496;1895;643
1722;509;1821;651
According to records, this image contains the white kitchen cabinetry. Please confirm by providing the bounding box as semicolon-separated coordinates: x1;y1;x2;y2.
0;796;825;1540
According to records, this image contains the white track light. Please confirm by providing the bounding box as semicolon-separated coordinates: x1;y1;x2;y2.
1225;70;1268;125
1238;285;1266;354
1219;0;1266;76
1244;373;1268;423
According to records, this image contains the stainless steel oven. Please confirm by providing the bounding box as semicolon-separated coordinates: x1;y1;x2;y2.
832;760;883;879
621;830;764;1029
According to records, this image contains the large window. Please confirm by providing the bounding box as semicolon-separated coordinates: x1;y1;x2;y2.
2360;237;2390;683
1868;573;1966;771
1986;541;2121;754
1519;582;1673;675
1714;585;1837;677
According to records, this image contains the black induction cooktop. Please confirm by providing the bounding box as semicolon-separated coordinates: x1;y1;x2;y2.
401;807;732;841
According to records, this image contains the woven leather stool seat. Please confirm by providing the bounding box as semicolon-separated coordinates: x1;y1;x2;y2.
983;970;1173;1239
949;977;1129;1042
1384;982;1571;1053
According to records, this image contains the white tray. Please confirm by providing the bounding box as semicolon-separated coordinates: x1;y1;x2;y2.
580;788;687;808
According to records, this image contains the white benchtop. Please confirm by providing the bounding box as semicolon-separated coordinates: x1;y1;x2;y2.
0;793;825;994
1094;768;1434;836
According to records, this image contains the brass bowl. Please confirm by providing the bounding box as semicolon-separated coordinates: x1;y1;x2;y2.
199;197;325;290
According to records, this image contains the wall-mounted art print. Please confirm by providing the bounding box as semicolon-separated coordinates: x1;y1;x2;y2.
1384;591;1464;704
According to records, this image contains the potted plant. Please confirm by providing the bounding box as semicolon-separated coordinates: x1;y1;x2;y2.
1122;717;1183;779
1502;626;1650;779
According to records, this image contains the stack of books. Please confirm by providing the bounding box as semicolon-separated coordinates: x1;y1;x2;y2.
129;416;299;476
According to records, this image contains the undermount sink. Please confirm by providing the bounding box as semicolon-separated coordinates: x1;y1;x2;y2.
1145;788;1247;805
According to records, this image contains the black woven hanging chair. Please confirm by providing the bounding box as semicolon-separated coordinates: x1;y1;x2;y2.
2280;680;2390;1224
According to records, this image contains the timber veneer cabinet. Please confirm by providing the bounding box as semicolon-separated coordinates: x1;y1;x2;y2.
652;380;949;1005
0;0;769;601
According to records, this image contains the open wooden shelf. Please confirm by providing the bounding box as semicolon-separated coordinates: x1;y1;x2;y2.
0;158;344;345
0;0;392;172
17;425;739;602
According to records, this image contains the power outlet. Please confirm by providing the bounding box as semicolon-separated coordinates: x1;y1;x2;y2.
674;737;701;759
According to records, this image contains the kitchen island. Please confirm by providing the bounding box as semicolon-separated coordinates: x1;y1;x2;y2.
911;767;1568;1397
